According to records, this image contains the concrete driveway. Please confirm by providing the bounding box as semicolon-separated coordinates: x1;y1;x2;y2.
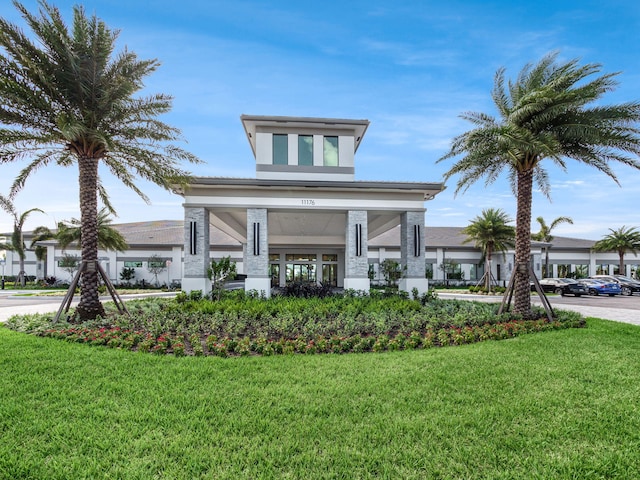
0;290;175;322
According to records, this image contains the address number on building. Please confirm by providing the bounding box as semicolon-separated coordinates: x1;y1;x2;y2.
301;199;316;206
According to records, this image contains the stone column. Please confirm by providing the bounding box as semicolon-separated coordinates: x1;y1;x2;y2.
399;211;429;296
244;208;271;297
182;207;211;294
344;210;370;291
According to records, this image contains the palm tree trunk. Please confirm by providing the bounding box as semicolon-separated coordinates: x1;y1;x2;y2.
544;248;549;278
485;246;493;292
76;156;105;321
619;251;625;275
18;256;25;287
514;169;533;317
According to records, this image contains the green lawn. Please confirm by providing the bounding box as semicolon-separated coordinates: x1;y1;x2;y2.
1;318;639;479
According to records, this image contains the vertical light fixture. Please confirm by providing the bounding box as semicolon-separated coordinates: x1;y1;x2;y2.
355;223;362;257
189;221;197;255
414;224;421;257
253;222;260;256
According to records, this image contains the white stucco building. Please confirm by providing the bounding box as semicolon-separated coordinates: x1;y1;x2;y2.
3;115;639;289
179;115;445;296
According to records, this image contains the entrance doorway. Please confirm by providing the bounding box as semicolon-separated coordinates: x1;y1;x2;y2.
285;254;317;283
268;251;341;287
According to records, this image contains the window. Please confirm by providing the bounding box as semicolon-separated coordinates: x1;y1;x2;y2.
286;254;316;262
323;136;338;166
124;261;143;268
148;260;166;268
322;253;338;286
298;135;313;166
269;254;281;287
273;134;288;165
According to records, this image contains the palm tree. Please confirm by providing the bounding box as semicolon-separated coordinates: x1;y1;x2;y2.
462;208;515;293
531;216;573;278
30;225;55;279
0;2;199;319
438;52;640;317
0;194;44;286
593;226;640;275
56;208;128;252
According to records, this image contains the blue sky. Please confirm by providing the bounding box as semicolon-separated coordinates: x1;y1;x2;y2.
2;0;640;239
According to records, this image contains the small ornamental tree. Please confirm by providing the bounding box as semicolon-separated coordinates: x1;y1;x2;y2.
147;255;167;287
59;254;80;281
381;259;404;288
119;266;135;286
208;256;237;301
439;258;461;286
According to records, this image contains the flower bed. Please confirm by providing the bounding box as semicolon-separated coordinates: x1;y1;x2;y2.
36;318;575;357
4;292;586;357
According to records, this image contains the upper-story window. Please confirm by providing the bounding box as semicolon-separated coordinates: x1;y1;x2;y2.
323;136;338;166
298;135;313;166
273;134;288;165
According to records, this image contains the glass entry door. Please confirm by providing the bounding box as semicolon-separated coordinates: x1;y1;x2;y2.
285;254;317;283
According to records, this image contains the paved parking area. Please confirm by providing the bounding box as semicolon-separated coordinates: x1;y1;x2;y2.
533;293;640;326
439;291;640;327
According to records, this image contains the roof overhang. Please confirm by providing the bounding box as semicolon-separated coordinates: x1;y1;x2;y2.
181;177;445;201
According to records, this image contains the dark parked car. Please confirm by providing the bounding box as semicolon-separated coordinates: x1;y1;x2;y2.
579;279;622;296
538;278;588;297
590;275;640;296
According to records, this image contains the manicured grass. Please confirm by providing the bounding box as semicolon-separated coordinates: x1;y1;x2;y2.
1;318;639;479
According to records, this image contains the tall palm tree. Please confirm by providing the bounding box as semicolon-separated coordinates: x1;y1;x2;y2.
462;208;515;292
56;208;128;252
593;226;640;275
531;216;573;278
438;52;640;317
0;194;44;286
0;2;199;319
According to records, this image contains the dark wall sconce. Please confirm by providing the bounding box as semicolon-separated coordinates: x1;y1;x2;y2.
414;224;421;257
253;222;260;256
189;221;197;255
355;223;362;256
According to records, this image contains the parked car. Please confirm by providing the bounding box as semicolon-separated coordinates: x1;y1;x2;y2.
578;279;622;296
589;275;640;296
538;278;588;297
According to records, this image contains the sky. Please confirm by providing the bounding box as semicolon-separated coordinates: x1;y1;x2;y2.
2;0;640;240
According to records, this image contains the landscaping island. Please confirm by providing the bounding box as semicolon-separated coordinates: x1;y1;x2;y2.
5;289;584;357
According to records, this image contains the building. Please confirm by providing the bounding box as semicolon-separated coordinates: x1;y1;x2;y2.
2;115;639;288
178;115;444;296
3;222;640;288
